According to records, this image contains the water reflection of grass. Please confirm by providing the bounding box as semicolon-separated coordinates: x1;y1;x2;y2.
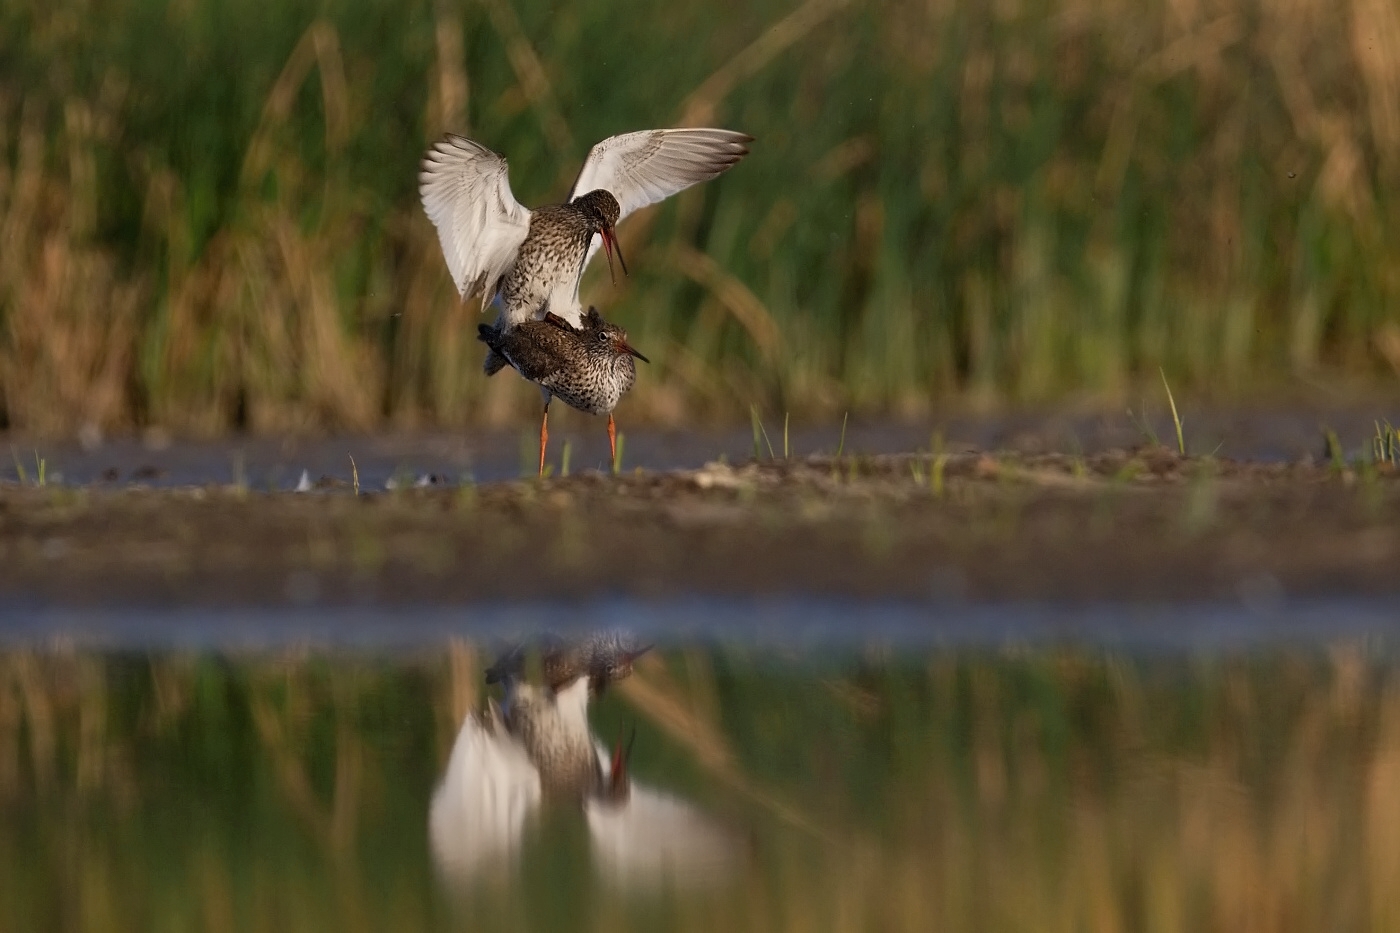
2;0;1400;434
2;647;1399;930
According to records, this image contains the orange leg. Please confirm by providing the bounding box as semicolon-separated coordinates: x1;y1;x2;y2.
607;413;617;465
538;404;550;477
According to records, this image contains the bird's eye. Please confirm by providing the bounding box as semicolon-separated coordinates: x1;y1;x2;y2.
596;331;610;343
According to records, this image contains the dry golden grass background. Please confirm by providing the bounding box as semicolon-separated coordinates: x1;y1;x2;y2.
1;0;1398;437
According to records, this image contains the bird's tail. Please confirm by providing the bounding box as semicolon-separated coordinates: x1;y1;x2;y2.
482;349;509;376
485;644;526;686
477;325;510;375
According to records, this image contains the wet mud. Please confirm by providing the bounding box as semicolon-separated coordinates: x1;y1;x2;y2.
0;446;1396;609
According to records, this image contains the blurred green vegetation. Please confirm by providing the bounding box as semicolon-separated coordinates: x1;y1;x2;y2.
0;0;1398;436
3;643;1400;931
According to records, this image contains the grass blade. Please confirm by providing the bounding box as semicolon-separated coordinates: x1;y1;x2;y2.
750;404;774;460
1159;368;1185;455
751;405;762;460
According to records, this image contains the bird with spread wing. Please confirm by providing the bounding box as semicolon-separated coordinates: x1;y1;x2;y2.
419;128;753;375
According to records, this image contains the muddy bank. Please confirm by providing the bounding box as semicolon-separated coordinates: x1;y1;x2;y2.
8;400;1400;489
0;447;1395;609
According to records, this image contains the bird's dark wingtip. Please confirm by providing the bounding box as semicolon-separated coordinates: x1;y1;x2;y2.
485;644;526;684
542;311;577;333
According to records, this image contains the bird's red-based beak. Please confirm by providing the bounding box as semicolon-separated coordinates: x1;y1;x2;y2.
610;727;636;785
609;742;626;781
613;337;649;364
601;227;628;286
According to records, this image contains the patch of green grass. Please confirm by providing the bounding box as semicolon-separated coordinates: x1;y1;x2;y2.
1322;428;1346;472
931;451;948;499
1373;421;1398;465
1112;462;1145;484
3;447;45;486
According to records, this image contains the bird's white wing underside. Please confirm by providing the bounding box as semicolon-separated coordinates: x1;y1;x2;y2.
420;135;532;303
429;711;542;884
567;128;752;297
588;746;743;890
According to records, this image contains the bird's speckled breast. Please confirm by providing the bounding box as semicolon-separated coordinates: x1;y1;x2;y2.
505;682;602;800
496;206;595;327
542;352;636;415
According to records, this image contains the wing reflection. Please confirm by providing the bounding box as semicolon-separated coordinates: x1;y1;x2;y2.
429;638;744;892
586;779;745;889
428;702;541;882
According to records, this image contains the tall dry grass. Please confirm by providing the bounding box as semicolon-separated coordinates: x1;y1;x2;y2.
0;0;1398;437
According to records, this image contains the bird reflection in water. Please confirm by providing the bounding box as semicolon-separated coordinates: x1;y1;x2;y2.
429;633;744;891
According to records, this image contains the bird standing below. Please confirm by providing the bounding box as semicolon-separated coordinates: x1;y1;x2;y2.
419;128;752;375
539;631;652;695
477;307;647;474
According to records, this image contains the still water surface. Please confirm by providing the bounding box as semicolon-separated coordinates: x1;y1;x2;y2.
3;621;1398;932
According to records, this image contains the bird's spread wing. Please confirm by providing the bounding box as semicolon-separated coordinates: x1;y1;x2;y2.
420;135;532;303
429;709;542;886
586;780;745;891
567;128;752;291
588;745;744;890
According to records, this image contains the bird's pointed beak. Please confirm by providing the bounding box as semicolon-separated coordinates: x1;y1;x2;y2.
601;227;628;286
614;337;649;364
610;726;636;784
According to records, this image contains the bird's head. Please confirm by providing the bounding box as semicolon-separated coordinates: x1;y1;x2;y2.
573;189;627;285
587;317;649;366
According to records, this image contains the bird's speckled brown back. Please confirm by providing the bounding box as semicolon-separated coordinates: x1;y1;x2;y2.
478;307;642;416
